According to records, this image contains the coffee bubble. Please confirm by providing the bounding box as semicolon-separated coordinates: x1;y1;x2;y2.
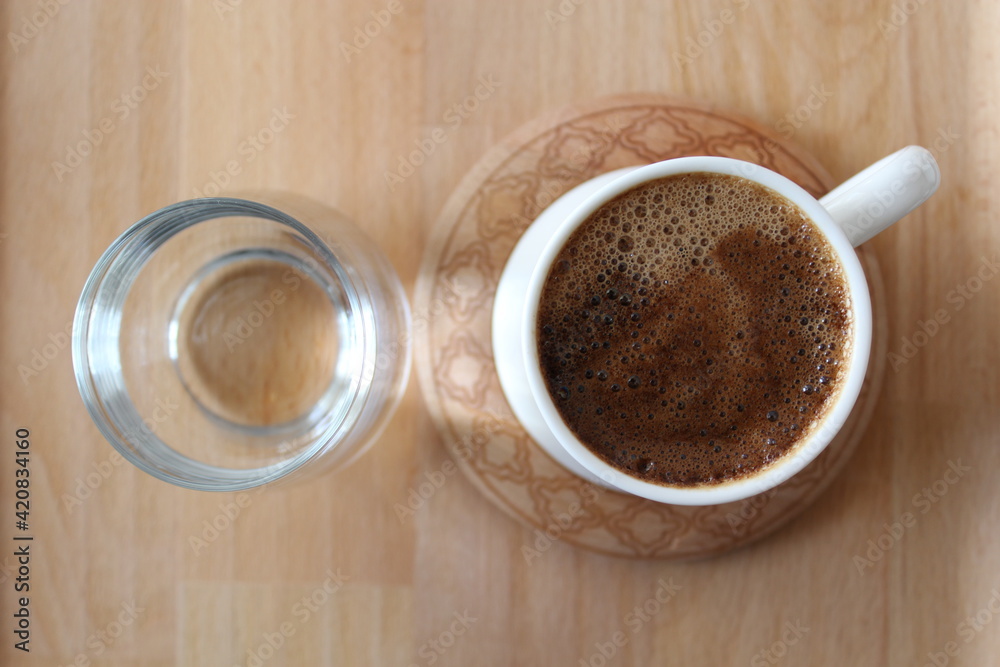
536;173;851;487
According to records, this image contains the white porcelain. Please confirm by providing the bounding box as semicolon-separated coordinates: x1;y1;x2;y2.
493;147;939;506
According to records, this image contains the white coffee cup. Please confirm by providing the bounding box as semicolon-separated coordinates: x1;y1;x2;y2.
493;146;939;506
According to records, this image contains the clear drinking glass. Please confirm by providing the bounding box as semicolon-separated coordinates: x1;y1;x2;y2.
72;196;410;491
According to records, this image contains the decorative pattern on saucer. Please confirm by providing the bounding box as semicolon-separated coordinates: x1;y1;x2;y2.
414;94;887;559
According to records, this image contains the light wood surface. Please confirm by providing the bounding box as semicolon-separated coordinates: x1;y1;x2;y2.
0;1;995;666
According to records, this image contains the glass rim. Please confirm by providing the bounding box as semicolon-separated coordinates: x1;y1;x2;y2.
72;197;372;491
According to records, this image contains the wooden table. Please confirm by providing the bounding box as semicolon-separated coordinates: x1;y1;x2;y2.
1;1;995;665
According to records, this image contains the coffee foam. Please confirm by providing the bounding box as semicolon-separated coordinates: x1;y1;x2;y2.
536;173;852;487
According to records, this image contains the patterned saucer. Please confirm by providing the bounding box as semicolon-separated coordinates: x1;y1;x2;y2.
414;94;887;558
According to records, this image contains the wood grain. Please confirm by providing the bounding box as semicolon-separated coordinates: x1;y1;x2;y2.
0;1;994;665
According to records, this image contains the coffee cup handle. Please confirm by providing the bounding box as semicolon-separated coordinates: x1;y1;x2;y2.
818;145;940;247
